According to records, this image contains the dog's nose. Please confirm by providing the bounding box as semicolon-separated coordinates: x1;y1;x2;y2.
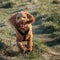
20;21;23;24
21;18;24;20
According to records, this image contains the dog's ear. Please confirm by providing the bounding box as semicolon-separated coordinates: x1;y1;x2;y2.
9;13;17;27
26;12;35;24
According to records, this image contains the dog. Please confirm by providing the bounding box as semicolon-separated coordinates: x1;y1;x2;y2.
9;11;35;53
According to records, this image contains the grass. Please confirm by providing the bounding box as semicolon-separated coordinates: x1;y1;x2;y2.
0;0;60;60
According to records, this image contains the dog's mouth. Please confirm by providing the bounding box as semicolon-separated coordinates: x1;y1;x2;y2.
20;21;26;27
17;22;27;29
21;24;26;28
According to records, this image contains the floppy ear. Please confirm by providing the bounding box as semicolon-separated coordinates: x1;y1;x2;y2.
26;12;35;24
9;13;17;28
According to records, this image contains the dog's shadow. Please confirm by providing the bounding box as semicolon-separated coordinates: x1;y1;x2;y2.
0;41;20;57
4;48;20;57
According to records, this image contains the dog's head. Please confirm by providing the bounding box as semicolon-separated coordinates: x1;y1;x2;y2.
9;11;35;28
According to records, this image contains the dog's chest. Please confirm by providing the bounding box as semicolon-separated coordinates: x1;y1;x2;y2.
16;29;30;41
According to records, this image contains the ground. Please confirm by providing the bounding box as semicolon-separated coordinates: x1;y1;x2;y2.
0;0;60;60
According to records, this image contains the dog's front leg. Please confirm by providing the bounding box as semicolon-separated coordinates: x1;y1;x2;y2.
27;38;33;52
17;41;26;53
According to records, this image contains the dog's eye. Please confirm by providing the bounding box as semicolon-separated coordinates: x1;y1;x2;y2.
17;17;20;19
23;17;26;18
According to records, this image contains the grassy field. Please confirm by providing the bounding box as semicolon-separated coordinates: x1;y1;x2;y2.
0;0;60;60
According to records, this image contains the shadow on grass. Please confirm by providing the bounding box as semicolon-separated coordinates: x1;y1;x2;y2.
0;56;9;60
0;41;20;57
44;37;60;46
33;25;55;34
0;41;9;56
0;41;8;50
31;11;43;25
34;16;42;25
33;13;60;34
4;49;20;57
52;0;60;4
0;23;7;27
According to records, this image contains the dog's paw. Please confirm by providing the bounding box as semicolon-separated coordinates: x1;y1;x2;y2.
20;47;27;53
